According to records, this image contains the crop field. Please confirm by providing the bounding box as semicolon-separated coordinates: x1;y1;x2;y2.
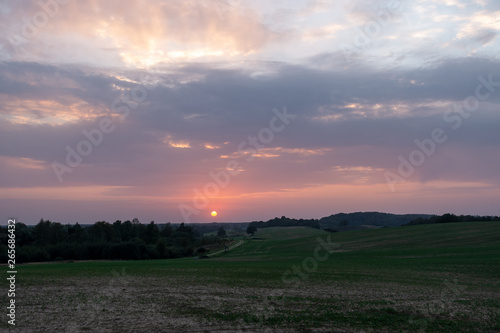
1;222;500;332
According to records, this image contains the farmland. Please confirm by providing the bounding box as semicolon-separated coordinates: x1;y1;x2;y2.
1;222;500;332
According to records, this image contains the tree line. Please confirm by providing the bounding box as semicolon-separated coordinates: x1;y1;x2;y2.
248;216;320;229
319;212;432;227
0;219;226;263
405;213;500;226
248;212;435;229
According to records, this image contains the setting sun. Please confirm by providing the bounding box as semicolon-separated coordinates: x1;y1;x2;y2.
211;211;218;217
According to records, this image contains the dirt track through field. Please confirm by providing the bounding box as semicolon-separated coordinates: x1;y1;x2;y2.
207;240;244;257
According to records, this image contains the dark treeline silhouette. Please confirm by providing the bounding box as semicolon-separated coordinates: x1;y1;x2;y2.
319;212;433;227
248;212;433;230
246;212;499;233
191;222;246;236
0;219;225;263
405;213;500;226
248;216;320;229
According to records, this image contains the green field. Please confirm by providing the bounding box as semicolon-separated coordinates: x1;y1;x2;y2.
2;222;500;332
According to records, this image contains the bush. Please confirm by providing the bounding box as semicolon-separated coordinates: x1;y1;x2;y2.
145;245;159;259
0;245;8;263
196;247;208;253
32;249;50;262
18;245;50;263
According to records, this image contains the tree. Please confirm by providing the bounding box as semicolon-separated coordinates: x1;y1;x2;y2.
89;221;114;242
176;223;193;235
217;236;230;253
34;219;52;246
160;223;173;238
15;222;34;246
145;221;160;244
439;213;458;223
68;222;86;242
112;220;122;241
156;238;167;258
217;226;227;237
121;220;134;241
246;225;257;236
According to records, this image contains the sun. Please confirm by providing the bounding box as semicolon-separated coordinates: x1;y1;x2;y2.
211;210;218;217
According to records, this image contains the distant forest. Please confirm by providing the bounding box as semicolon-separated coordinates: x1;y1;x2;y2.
249;212;433;229
0;219;230;263
405;213;500;226
4;212;498;264
248;216;320;229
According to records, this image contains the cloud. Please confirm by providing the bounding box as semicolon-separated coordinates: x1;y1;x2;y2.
1;57;499;202
0;0;279;66
1;1;500;222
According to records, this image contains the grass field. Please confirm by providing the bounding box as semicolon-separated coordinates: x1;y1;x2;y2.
2;222;500;332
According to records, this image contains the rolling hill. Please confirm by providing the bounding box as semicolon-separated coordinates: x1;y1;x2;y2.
4;222;499;332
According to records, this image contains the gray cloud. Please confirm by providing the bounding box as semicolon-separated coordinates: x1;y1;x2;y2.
1;55;500;222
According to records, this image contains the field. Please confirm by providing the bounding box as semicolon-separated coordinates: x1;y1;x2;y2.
2;222;500;332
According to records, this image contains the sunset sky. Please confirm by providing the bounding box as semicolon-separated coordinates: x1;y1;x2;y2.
1;0;500;224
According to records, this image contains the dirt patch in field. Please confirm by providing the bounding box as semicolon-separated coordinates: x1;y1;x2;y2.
4;271;499;333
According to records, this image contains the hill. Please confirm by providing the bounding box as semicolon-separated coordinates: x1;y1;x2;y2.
222;222;500;263
404;213;500;226
319;211;433;227
247;212;434;231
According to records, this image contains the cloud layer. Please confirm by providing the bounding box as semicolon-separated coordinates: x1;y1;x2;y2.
1;0;499;223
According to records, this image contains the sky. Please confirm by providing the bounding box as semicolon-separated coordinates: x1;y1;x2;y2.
1;0;500;224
